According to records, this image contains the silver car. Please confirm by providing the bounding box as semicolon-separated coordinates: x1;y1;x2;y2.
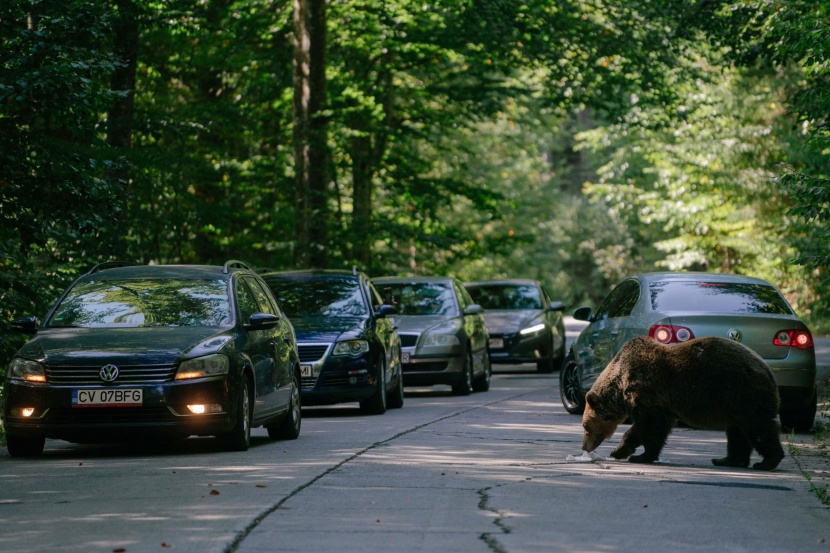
372;276;491;395
560;272;817;432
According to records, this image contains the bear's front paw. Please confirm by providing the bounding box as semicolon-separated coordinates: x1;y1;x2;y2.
628;453;657;464
610;445;636;460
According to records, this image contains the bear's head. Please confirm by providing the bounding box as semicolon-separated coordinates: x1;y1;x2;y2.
581;390;626;452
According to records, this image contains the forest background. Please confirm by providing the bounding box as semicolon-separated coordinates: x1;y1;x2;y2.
1;0;829;366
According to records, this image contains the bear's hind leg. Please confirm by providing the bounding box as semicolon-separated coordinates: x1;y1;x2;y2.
750;419;784;471
712;425;751;468
610;425;642;460
628;408;672;464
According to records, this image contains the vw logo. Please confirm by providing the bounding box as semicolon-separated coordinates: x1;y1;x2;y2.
727;329;743;342
99;364;119;383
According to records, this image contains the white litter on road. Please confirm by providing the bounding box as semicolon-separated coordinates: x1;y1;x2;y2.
566;450;607;462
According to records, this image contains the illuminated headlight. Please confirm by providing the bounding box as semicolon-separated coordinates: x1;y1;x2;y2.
519;323;546;336
332;340;370;356
7;358;47;383
422;334;461;346
175;354;230;380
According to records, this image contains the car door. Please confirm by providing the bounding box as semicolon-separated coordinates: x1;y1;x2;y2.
577;279;641;384
454;279;488;374
367;280;397;386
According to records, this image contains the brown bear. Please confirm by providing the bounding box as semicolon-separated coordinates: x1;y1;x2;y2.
581;335;784;471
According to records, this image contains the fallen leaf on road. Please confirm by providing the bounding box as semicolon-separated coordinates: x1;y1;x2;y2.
210;489;220;496
256;484;267;488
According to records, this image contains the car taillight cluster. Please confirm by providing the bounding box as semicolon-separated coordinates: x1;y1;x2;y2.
773;329;814;350
649;325;695;344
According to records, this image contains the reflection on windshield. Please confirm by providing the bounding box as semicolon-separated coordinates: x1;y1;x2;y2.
467;285;542;310
377;282;457;316
48;279;232;327
264;278;368;317
650;281;793;314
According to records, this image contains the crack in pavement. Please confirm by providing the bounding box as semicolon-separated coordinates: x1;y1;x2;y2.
478;485;511;553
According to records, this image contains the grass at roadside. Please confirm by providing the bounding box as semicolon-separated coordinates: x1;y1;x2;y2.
788;377;830;506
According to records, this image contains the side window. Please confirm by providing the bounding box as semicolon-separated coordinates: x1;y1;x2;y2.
236;279;261;324
368;282;385;310
453;280;470;311
245;277;278;315
541;286;552;306
594;280;640;320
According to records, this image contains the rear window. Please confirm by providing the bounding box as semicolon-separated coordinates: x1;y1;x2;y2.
649;281;793;315
47;279;232;327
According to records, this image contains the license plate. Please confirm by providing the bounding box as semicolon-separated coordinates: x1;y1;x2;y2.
72;389;142;408
401;353;410;364
300;364;313;377
489;338;504;349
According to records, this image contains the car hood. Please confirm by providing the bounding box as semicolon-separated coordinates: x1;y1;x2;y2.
482;310;542;334
19;326;232;366
392;315;459;335
290;316;366;343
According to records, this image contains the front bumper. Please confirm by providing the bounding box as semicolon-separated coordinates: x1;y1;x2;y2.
487;331;548;364
400;345;464;386
3;377;237;442
298;344;378;406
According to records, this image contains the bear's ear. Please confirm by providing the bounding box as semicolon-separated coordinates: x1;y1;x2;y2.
585;390;598;409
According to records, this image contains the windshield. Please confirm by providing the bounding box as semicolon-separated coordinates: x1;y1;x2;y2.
649;281;793;315
265;277;368;318
47;279;232;328
377;282;458;316
467;284;542;310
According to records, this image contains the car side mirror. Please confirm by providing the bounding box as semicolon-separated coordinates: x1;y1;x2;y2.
11;315;39;335
244;312;280;331
572;306;593;322
375;304;397;318
464;304;483;315
548;301;566;312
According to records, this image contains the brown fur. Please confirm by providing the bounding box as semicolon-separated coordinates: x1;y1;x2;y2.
581;336;784;471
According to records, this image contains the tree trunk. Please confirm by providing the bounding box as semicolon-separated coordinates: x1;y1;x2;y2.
293;0;329;268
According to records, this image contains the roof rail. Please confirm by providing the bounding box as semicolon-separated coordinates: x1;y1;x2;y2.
223;260;252;274
87;261;137;275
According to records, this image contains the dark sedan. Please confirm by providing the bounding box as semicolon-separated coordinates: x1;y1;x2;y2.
465;279;567;373
3;261;302;457
261;270;403;414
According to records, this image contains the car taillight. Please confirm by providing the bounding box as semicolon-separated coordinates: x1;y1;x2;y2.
649;325;695;344
773;329;814;350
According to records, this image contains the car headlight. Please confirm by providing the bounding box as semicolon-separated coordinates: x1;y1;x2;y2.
422;334;461;347
7;358;47;383
332;340;370;356
519;323;546;336
175;354;230;380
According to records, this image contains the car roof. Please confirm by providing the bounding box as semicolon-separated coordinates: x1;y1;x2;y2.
372;276;455;284
261;269;362;281
464;279;539;287
77;262;254;282
634;272;774;286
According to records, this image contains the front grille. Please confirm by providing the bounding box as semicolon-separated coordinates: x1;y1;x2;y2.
399;334;419;347
402;362;448;373
301;376;318;391
298;343;331;362
319;373;369;387
45;364;176;385
47;406;175;424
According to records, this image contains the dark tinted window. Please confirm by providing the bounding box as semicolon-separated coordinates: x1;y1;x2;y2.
244;277;278;315
595;280;640;320
467;284;543;310
649;281;793;314
47;279;231;328
376;282;458;316
236;279;261;323
264;277;368;317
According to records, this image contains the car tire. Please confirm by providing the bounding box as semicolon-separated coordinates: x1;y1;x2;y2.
218;376;252;451
6;435;46;457
387;360;405;409
472;351;491;392
559;352;585;415
452;352;473;396
780;388;817;433
360;359;387;415
268;370;302;440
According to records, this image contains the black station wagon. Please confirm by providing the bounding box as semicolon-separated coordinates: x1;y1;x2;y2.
3;261;302;456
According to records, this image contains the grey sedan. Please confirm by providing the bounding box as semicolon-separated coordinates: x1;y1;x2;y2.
372;276;491;395
560;272;817;432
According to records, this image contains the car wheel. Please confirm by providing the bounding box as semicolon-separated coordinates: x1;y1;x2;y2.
472;351;491;392
780;388;817;433
218;376;252;451
360;359;387;415
559;352;585;415
6;435;46;457
268;369;302;440
387;358;405;409
452;352;473;396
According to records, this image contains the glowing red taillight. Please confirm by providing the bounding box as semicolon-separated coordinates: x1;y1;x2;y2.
773;329;814;350
649;325;695;344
